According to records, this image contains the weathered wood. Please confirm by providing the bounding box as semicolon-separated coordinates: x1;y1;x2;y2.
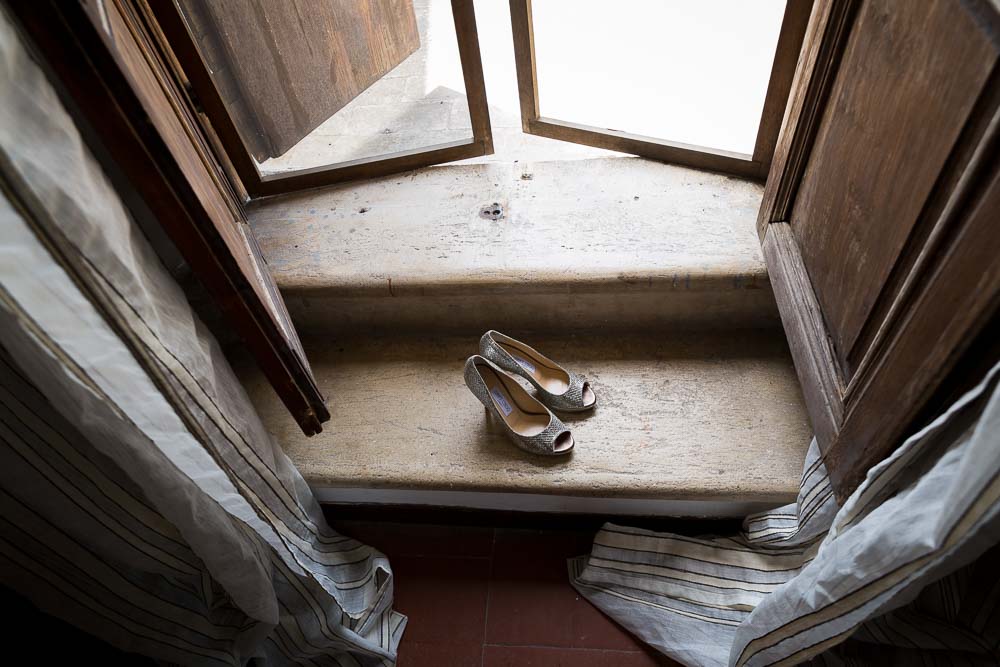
156;0;493;197
846;69;1000;378
755;0;858;240
759;0;1000;501
254;138;482;197
8;0;330;434
751;0;815;169
176;0;420;160
527;117;761;180
829;132;1000;497
509;0;538;132
453;0;493;155
762;222;844;448
145;0;262;197
790;0;996;367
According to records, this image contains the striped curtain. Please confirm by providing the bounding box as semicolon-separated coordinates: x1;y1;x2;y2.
0;10;403;666
571;363;1000;666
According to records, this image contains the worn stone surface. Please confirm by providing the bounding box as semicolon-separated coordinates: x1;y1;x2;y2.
249;157;774;334
240;331;811;504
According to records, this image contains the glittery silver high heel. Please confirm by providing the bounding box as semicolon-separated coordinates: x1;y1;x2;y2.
479;331;597;412
464;355;574;456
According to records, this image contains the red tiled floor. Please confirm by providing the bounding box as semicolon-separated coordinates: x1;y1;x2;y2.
483;645;674;667
330;520;495;559
391;555;491;645
331;519;680;665
486;528;642;651
397;641;483;667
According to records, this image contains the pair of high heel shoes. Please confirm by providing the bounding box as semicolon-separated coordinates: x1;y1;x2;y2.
464;331;597;456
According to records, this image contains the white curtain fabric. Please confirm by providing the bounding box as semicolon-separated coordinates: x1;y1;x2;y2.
0;10;404;665
571;362;1000;666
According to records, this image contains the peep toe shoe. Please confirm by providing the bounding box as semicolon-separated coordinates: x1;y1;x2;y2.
464;355;575;455
479;330;597;412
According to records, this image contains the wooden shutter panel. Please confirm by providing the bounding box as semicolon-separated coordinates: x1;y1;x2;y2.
174;0;420;161
759;0;1000;500
9;0;330;435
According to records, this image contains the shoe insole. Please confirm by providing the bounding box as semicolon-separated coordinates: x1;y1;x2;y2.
481;364;550;437
499;341;571;394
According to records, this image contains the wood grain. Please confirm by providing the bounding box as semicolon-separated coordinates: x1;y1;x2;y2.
9;0;330;434
508;0;538;131
453;0;493;155
156;0;493;196
760;0;999;500
751;0;815;168
527;117;760;180
762;222;844;447
176;0;420;160
756;0;859;240
845;69;1000;380
253;137;483;196
829;157;1000;498
146;0;263;197
789;0;996;368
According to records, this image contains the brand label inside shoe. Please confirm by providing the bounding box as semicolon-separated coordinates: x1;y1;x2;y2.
512;355;536;373
490;387;514;416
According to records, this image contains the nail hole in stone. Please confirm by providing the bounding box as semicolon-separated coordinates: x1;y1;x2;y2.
479;202;504;220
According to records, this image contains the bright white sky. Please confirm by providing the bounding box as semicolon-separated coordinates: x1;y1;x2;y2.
531;0;787;154
426;0;786;156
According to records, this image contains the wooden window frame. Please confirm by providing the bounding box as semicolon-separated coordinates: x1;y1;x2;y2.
509;0;813;180
153;0;493;198
8;0;331;435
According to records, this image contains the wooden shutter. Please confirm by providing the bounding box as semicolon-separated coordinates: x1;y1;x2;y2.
759;0;1000;500
9;0;330;435
174;0;420;161
154;0;493;197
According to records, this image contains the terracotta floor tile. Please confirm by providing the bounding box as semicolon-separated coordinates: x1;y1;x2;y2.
329;520;495;559
397;641;483;667
486;529;641;651
483;645;675;667
392;556;490;644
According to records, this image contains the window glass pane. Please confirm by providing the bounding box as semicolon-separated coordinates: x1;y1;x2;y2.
532;0;786;155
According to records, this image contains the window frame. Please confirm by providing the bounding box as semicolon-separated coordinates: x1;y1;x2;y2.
508;0;814;180
152;0;494;198
8;0;331;434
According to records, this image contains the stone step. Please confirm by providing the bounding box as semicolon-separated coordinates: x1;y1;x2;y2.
238;331;811;517
248;157;778;336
